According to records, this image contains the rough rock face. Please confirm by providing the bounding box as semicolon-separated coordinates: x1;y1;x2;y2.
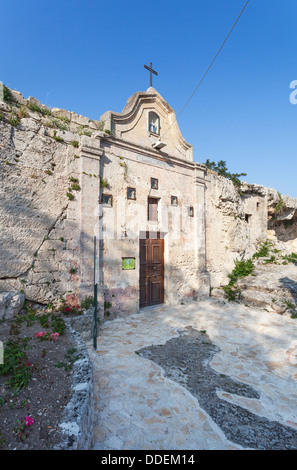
0;291;25;320
205;175;297;288
267;189;297;253
205;175;268;287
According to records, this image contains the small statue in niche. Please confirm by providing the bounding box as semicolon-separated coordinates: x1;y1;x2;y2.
149;112;160;135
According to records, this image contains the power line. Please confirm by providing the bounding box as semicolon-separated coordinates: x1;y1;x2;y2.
161;0;250;140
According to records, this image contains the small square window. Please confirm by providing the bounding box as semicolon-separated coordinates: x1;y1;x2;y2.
151;178;158;190
102;194;113;207
127;187;136;200
189;206;194;217
171;196;178;206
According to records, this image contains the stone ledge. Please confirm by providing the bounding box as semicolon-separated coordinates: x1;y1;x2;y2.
54;320;94;450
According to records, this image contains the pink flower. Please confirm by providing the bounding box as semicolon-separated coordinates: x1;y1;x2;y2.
34;331;47;338
50;333;59;341
25;416;34;427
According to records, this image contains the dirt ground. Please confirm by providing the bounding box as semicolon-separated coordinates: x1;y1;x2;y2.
0;303;77;450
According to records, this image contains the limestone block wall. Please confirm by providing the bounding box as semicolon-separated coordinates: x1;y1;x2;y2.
0;89;103;307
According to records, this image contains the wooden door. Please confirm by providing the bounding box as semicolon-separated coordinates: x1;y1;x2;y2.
140;238;164;308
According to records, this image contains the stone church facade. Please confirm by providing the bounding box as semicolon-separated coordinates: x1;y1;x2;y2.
0;84;295;321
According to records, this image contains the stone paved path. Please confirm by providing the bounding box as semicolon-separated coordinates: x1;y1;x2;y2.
87;299;297;450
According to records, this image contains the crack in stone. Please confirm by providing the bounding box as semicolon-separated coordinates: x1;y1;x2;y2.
136;327;297;450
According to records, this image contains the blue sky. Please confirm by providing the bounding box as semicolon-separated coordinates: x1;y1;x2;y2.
2;0;297;196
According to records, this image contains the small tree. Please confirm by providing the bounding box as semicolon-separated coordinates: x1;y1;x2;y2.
203;159;247;187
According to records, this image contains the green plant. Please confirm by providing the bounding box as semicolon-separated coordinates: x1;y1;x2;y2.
0;337;32;390
71;183;81;191
38;314;50;329
8;115;20;127
282;253;297;264
96;120;105;131
55;348;78;371
66;192;74;200
203;159;247;188
50;117;69;131
285;300;296;310
223;258;254;302
14;416;34;442
0;113;3;121
275;192;285;214
81;296;94;310
252;240;273;259
54;115;70;124
59;301;82;316
71;140;79;148
69;267;77;275
100;177;108;188
2;85;13;103
69;176;79;183
51;316;66;335
228;259;254;285
27;102;51;116
104;129;111;135
52;130;64;143
17;105;29;119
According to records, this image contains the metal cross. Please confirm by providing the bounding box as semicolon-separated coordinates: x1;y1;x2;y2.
144;62;158;87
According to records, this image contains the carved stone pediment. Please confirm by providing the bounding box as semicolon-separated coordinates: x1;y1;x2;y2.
100;87;193;162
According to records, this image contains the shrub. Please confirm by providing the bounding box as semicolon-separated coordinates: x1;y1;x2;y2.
69;176;79;183
223;258;254;302
17;106;29;119
81;296;94;309
3;85;13;104
252;240;273;259
50;117;68;131
275;192;285;214
51;316;66;335
8;115;20;127
52;130;64;143
0;337;32;390
71;183;81;191
203;159;247;188
100;177;108;188
27;102;51;116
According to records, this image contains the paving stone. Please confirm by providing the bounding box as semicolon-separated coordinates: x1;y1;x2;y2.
88;299;297;450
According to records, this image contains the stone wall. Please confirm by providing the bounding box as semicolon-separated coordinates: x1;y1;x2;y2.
0;88;104;308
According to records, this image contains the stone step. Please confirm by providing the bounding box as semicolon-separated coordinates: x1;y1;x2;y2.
239;288;294;314
211;286;297;315
236;280;297;298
